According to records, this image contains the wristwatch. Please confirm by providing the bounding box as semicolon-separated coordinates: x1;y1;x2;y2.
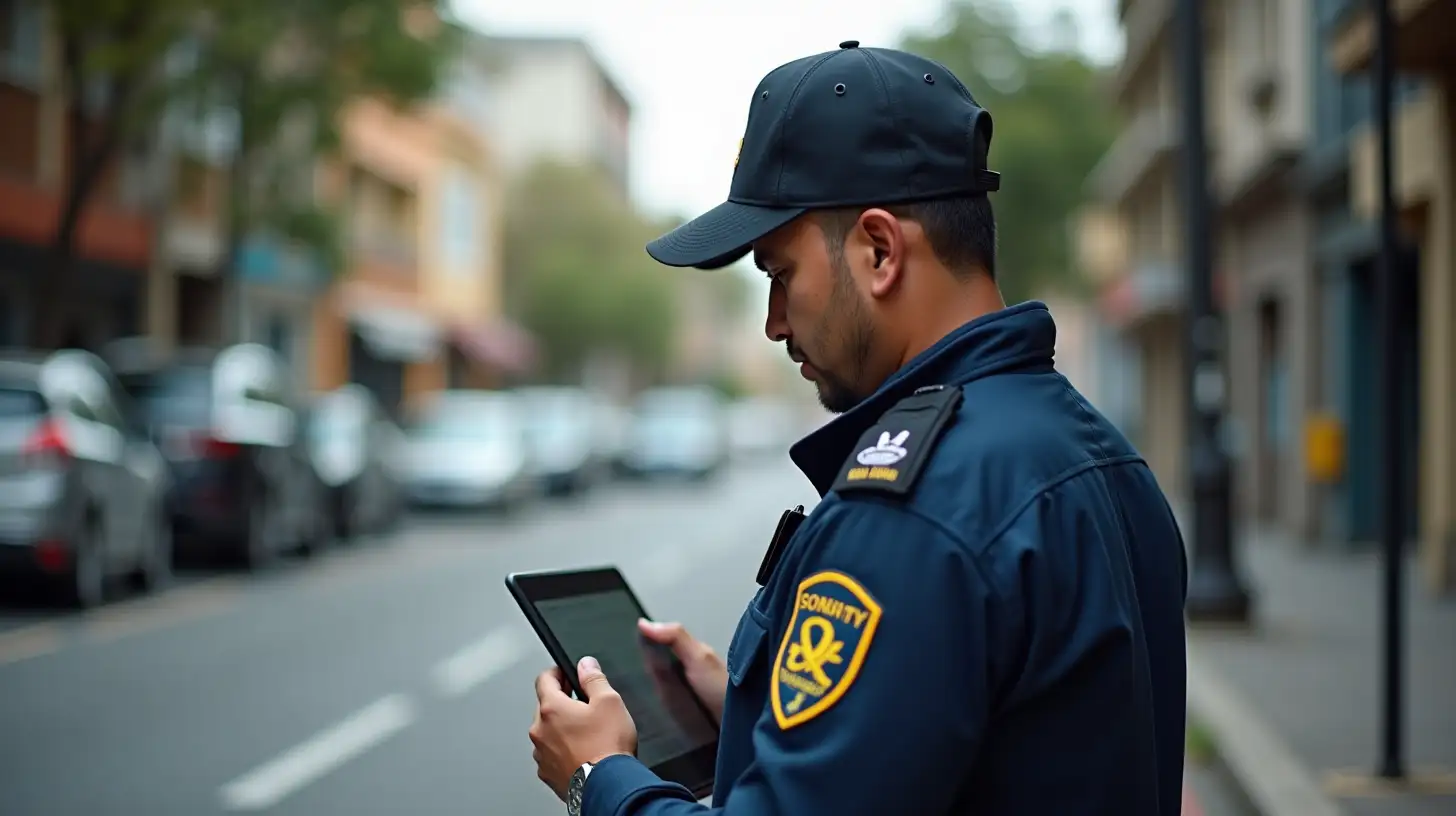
566;762;594;816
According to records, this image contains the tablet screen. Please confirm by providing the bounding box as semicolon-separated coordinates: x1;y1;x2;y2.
535;590;719;768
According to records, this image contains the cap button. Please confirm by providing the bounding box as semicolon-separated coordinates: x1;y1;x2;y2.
839;40;860;49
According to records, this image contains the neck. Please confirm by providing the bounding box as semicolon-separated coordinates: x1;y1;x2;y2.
896;276;1005;368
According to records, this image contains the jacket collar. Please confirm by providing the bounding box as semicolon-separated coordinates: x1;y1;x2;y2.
789;301;1058;495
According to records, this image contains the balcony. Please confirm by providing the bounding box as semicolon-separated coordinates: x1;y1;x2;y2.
1088;107;1179;205
1111;0;1174;104
1330;0;1456;75
1098;260;1186;329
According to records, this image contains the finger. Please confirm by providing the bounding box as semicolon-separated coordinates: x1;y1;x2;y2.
535;668;570;703
637;618;687;645
578;655;616;698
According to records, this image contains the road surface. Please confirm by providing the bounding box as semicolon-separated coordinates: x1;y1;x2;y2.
0;455;1233;815
0;457;815;815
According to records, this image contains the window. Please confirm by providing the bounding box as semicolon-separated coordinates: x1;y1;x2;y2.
0;0;43;87
439;166;480;275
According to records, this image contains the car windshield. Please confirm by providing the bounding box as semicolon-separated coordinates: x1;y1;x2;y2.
119;368;212;427
310;399;364;444
638;413;713;445
0;385;45;446
409;397;516;444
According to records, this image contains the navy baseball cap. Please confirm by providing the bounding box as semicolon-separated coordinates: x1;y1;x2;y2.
647;41;1000;270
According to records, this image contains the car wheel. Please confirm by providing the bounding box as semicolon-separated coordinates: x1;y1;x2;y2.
66;519;106;610
243;495;278;571
132;503;173;593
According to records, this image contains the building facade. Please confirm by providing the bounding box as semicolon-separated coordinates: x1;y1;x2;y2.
0;0;152;351
1331;0;1455;592
310;98;526;420
1209;0;1320;538
466;34;632;201
1088;0;1189;500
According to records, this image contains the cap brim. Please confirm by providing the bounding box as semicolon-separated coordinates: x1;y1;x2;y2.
646;201;806;270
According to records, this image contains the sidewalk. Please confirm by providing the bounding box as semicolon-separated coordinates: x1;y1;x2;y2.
1186;528;1456;816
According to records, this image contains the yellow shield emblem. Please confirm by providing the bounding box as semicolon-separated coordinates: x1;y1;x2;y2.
770;570;882;730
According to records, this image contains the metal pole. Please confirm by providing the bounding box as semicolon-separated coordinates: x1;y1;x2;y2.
1371;0;1405;781
1177;0;1252;623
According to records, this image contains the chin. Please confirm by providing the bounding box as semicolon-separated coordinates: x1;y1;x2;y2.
815;384;859;416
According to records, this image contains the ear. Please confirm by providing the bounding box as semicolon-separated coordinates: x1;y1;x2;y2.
855;208;905;299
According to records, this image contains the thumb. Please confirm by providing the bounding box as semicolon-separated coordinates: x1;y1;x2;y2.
578;656;614;696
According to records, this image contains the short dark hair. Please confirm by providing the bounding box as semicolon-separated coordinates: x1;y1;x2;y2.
817;194;998;280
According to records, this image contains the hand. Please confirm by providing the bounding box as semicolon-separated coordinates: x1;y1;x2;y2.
637;619;728;724
530;657;637;801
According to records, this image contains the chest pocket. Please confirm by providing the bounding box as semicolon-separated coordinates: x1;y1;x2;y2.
726;605;770;687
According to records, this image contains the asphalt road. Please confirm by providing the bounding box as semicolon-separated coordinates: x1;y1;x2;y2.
0;456;818;816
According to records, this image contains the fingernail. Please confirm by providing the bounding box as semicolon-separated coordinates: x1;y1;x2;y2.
581;656;600;673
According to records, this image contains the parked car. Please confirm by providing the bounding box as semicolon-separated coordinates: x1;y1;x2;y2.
516;386;601;496
727;396;796;459
306;385;406;540
0;349;172;607
592;401;632;478
402;390;536;511
621;387;729;480
111;343;330;569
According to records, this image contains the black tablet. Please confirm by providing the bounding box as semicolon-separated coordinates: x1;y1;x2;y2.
506;567;718;798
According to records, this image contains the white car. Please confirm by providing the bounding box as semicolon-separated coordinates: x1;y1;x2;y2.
515;386;601;496
402;391;535;510
622;387;728;480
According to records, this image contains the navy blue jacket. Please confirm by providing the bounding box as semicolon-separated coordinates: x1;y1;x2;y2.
586;302;1188;815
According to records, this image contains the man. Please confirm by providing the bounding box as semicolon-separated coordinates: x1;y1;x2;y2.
529;41;1188;815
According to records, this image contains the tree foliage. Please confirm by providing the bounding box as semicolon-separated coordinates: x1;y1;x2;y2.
504;162;688;384
38;0;455;345
900;0;1116;303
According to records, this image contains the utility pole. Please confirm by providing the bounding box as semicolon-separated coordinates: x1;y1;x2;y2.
1176;0;1252;623
1371;0;1406;782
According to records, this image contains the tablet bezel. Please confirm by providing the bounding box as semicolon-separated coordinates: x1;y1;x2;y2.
506;566;718;799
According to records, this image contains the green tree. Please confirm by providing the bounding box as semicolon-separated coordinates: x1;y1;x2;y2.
37;0;456;346
504;162;684;383
900;0;1116;303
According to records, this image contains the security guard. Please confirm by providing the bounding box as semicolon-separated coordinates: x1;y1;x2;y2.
529;42;1188;815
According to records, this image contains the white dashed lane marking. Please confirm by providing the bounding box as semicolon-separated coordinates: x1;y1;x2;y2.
431;627;526;699
219;694;418;811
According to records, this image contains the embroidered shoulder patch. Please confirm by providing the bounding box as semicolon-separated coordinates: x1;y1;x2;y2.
831;385;962;497
770;570;882;730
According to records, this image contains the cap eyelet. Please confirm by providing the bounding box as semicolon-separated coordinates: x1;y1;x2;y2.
761;91;769;99
924;73;935;84
833;83;846;96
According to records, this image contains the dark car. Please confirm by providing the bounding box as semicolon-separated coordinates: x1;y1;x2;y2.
306;385;406;540
0;349;172;607
111;343;330;569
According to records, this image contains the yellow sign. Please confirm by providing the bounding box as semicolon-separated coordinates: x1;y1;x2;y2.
845;466;899;483
771;570;881;730
1305;413;1346;484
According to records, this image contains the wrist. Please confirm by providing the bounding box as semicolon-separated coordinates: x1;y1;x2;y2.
585;751;633;767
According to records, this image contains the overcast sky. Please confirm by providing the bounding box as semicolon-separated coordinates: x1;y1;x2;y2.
453;0;1123;222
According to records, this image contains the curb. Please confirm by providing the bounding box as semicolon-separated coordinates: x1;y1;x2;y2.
1186;644;1347;816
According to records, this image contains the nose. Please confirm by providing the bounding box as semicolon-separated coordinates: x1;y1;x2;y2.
765;282;790;343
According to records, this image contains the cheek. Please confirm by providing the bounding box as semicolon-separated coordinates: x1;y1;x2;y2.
782;278;826;329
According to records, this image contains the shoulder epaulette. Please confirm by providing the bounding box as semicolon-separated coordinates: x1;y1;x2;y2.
830;384;963;497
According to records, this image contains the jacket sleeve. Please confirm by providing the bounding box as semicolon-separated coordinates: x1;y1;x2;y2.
584;501;1005;816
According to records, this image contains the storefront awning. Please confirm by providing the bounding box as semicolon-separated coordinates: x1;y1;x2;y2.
350;304;441;362
450;320;538;374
